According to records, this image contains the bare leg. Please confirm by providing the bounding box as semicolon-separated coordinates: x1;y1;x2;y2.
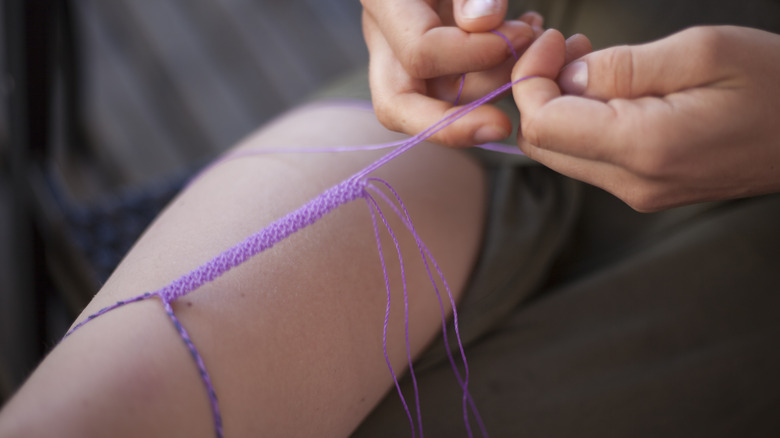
0;104;486;437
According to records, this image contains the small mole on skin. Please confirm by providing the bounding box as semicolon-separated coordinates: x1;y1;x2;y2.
186;301;193;308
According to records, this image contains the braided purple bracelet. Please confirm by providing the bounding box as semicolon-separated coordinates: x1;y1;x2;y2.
65;76;534;438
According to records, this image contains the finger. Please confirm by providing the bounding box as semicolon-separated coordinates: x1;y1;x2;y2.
511;29;568;123
450;55;518;102
511;29;626;160
517;11;545;37
365;12;512;147
431;18;541;104
516;139;679;212
365;0;534;78
557;27;730;99
564;33;592;65
429;35;534;104
398;22;535;78
452;0;508;32
387;93;514;147
518;11;544;29
511;30;705;172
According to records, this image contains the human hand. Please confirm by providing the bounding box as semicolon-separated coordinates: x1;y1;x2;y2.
512;26;780;211
362;0;542;146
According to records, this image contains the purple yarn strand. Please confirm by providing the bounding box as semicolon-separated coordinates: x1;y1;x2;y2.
353;78;523;181
491;30;519;60
162;300;223;438
366;180;488;438
453;74;466;106
477;142;525;155
64;292;155;338
366;196;417;437
365;192;424;438
196;74;534;188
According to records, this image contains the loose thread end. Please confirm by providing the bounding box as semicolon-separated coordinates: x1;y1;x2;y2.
64;292;157;339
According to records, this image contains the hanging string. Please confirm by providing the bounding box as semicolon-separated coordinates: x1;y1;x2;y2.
162;299;223;435
365;195;417;434
365;190;424;437
366;178;488;438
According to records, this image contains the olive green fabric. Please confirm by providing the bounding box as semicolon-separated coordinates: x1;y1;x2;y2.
354;188;780;437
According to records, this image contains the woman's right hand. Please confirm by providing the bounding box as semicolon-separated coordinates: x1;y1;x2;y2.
511;26;780;211
361;0;542;146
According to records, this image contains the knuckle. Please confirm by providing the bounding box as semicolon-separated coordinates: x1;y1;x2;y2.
620;184;667;213
436;125;474;148
609;139;678;212
372;101;402;133
401;44;436;78
628;142;676;180
679;26;726;68
610;117;675;180
436;128;459;146
680;26;723;47
520;117;543;148
603;45;635;96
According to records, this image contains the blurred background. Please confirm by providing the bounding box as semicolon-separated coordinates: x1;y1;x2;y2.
0;0;367;406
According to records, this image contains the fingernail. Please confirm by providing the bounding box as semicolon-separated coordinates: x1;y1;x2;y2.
462;0;500;19
473;125;509;144
559;61;588;95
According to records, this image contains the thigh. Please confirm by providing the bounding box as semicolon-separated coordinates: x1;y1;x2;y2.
0;104;486;437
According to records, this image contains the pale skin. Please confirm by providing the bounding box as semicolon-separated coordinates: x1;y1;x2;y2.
513;26;780;211
0;106;486;437
363;0;780;211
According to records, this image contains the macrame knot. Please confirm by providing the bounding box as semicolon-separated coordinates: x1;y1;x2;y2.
155;177;367;303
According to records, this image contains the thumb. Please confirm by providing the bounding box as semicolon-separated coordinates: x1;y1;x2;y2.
453;0;508;32
558;29;721;100
511;29;568;117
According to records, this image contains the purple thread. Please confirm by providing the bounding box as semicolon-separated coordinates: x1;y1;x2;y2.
65;292;224;438
491;30;519;61
454;74;466;106
455;30;516;109
366;196;418;437
354;77;532;181
199;133;523;174
476;142;524;155
211;137;407;163
163;300;223;438
366;192;424;437
366;179;488;438
64;292;155;337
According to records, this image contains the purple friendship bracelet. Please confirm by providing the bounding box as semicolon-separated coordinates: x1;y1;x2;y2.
64;74;535;437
